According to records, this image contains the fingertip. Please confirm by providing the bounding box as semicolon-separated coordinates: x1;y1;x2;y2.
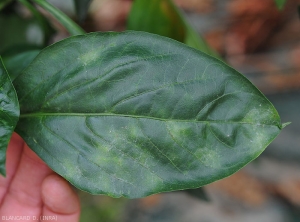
42;174;80;216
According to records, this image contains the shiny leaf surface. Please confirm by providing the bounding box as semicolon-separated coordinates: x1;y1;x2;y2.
15;31;283;198
0;57;19;176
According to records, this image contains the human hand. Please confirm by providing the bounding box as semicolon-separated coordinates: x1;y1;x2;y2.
0;133;80;222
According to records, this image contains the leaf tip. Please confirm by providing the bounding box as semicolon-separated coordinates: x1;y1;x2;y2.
281;122;291;129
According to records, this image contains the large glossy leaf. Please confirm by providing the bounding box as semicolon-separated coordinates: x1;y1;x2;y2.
14;31;283;198
127;0;219;58
0;57;19;176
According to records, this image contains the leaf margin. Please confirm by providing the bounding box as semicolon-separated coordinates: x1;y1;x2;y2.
14;31;284;198
0;56;20;176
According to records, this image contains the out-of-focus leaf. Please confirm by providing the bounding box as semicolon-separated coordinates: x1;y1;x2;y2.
127;0;219;58
2;46;40;80
0;14;44;53
274;0;287;10
74;0;92;22
0;0;12;11
0;57;19;176
1;45;40;56
31;0;85;35
18;0;56;44
128;0;185;42
184;187;209;201
185;26;219;58
15;31;284;198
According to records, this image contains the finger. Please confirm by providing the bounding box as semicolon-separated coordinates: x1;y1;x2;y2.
91;0;132;31
0;143;53;218
0;133;24;204
42;174;80;222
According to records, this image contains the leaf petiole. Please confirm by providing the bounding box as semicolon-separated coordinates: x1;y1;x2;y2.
30;0;85;36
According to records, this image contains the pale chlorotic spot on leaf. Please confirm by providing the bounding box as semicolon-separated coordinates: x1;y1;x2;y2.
14;31;284;198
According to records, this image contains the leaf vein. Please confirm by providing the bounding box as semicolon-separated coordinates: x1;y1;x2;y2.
195;91;241;120
207;123;234;149
19;113;279;127
164;122;207;166
40;118;137;188
111;78;206;111
136;119;186;175
84;117;164;182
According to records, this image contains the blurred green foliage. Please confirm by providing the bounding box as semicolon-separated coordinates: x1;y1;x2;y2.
79;191;128;222
0;14;43;53
127;0;219;58
274;0;287;10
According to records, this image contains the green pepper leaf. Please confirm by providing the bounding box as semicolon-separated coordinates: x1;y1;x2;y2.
14;31;284;198
127;0;219;58
0;57;20;176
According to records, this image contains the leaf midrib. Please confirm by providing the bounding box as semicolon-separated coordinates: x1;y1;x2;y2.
19;112;280;127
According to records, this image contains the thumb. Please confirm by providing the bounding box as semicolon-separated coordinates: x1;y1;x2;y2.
41;174;80;222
